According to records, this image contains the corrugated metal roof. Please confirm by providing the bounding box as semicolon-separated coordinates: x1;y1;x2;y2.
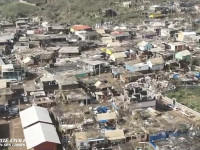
182;32;196;36
20;106;52;128
149;57;164;65
59;47;79;53
0;57;5;66
176;50;191;56
138;41;149;47
23;123;60;149
96;112;116;121
105;130;125;140
72;25;92;31
111;52;127;58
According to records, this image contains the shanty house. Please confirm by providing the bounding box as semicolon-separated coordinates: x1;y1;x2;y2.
58;47;80;58
96;112;117;130
96;112;116;122
111;32;132;41
0;88;13;104
74;131;105;150
160;28;177;37
137;41;152;51
47;25;68;34
0;57;5;72
104;129;126;144
1;64;21;80
149;5;163;12
40;76;58;92
122;1;132;8
39;53;54;63
110;52;127;65
187;35;200;43
74;132;89;150
124;60;149;73
147;57;165;71
120;72;143;83
76;31;101;40
15;20;27;28
80;59;108;75
55;76;79;90
168;42;186;51
70;25;92;33
175;50;191;61
175;31;196;41
23;123;60;150
101;36;113;44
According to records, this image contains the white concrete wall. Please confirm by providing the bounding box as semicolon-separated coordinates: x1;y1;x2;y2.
169;44;176;51
162;96;200;118
133;64;149;72
151;64;164;71
139;46;145;51
137;100;156;108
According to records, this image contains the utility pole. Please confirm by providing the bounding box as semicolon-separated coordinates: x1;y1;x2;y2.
18;99;20;112
86;95;88;106
99;64;101;76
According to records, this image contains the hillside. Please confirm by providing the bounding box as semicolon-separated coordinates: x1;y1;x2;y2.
0;2;39;18
37;0;146;25
0;0;173;25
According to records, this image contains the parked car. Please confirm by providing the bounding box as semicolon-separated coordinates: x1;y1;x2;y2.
166;104;173;109
173;107;179;111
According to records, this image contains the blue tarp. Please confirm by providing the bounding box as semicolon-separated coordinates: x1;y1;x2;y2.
149;130;189;149
173;74;179;79
111;102;118;110
195;72;200;79
112;69;119;76
97;106;109;113
150;141;156;148
99;120;108;123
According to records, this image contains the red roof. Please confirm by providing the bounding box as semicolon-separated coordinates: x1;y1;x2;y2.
111;31;123;35
71;25;92;31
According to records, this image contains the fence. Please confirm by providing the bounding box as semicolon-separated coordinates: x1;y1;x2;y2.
162;96;200;118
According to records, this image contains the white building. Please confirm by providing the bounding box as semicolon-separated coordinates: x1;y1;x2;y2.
168;42;186;51
147;57;165;71
20;106;53;128
175;31;196;41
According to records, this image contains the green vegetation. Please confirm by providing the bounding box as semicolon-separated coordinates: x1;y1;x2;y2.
43;0;144;25
166;88;200;112
0;2;39;18
0;0;147;25
25;0;47;4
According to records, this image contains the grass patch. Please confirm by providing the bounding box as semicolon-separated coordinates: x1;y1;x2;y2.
166;87;200;112
25;0;47;4
0;2;39;18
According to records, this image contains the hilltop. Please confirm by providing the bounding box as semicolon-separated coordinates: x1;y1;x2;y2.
0;2;39;18
0;0;149;25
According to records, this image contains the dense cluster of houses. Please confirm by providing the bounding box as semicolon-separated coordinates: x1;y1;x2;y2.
1;1;200;150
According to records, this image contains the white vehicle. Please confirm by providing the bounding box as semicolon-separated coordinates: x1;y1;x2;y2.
173;107;179;111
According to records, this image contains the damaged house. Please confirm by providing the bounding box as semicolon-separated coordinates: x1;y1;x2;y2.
58;47;80;58
147;57;165;71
